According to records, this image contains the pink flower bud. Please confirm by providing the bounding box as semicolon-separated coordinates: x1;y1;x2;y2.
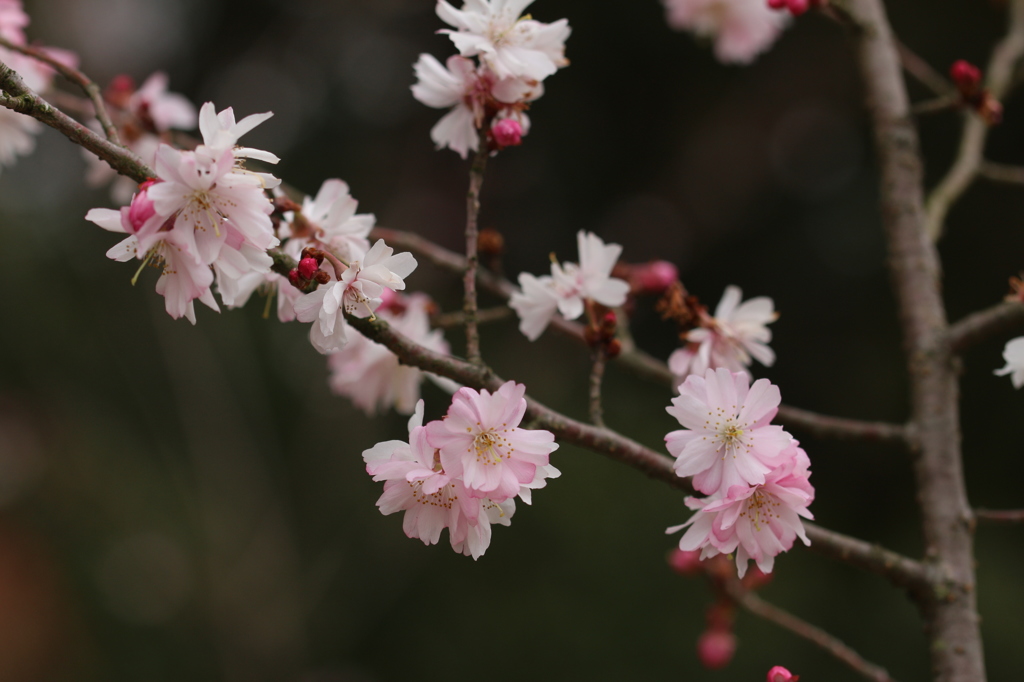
492;119;523;148
287;269;302;288
127;187;156;233
697;630;736;670
667;548;703;576
298;257;319;281
767;665;799;682
767;0;787;8
635;260;678;295
786;0;810;15
950;60;981;93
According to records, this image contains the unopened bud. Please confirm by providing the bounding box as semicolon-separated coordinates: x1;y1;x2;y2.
478;227;505;255
104;74;135;109
273;196;302;214
604;338;622;359
287;269;301;287
127;186;156;233
979;95;1003;125
767;666;799;682
634;260;678;295
298;257;319;281
300;247;325;264
786;0;809;15
314;270;332;285
601;311;617;336
767;0;786;7
667;548;703;576
950;60;982;93
492;119;523;148
696;630;736;670
741;565;773;590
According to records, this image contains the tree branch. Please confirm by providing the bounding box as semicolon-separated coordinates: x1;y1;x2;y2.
0;61;153;182
463;135;489;365
372;227;910;445
949;300;1024;353
977;161;1024;185
846;0;987;678
725;582;898;682
896;39;954;97
589;347;607;427
924;0;1024;242
343;312;930;591
431;306;512;329
0;35;119;144
974;509;1024;523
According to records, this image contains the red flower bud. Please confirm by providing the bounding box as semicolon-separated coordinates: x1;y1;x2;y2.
950;60;982;93
298;257;320;281
767;665;800;682
492;119;523;148
667;548;703;576
697;630;736;670
287;269;301;287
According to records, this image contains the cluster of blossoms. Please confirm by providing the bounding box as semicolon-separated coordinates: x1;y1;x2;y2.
667;284;777;384
411;0;570;157
509;230;630;341
363;382;559;558
87;103;280;323
0;0;76;172
665;368;814;578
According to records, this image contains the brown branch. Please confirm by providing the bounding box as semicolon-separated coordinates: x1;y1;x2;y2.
589;347;607;427
463;134;489;365
974;509;1024;523
910;93;958;116
924;0;1024;241
431;306;512;329
0;35;120;144
949;300;1024;353
372;227;910;445
977;161;1024;185
896;39;954;97
725;583;898;682
343;312;930;591
0;61;153;182
846;0;986;679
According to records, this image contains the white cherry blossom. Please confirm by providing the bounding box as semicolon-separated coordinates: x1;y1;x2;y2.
995;336;1024;388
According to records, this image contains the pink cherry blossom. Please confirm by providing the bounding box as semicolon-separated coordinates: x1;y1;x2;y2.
363;401;516;560
766;665;800;682
995;336;1024;389
411;53;542;158
666;368;792;495
669;285;777;382
663;0;787;64
436;0;570;81
198;101;279;167
294;178;375;262
510;231;629;340
130;72;197;132
425;381;558;501
668;445;814;578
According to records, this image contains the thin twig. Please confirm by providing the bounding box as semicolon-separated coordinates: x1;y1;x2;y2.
725;583;898;682
372;227;910;445
910;93;958;116
974;509;1024;523
343;312;930;591
431;306;512;329
0;61;152;182
463;134;489;365
0;35;120;144
978;161;1024;185
925;0;1024;241
949;300;1024;353
896;39;954;96
589;347;607;427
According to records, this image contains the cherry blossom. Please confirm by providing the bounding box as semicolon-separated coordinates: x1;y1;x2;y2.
129;72;197;132
668;445;814;578
510;231;629;340
669;285;776;382
662;0;787;64
328;293;455;415
994;336;1024;388
436;0;570;81
666;368;792;495
294;239;417;354
766;666;800;682
291;179;374;263
424;381;558;501
363;400;515;560
411;53;541;158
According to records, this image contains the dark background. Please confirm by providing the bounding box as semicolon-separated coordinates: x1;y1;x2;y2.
0;0;1021;680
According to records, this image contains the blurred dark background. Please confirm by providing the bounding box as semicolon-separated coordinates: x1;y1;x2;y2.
0;0;1021;680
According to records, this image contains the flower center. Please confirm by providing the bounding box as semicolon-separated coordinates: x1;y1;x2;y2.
408;480;456;509
743;490;781;532
714;416;751;459
473;428;510;465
